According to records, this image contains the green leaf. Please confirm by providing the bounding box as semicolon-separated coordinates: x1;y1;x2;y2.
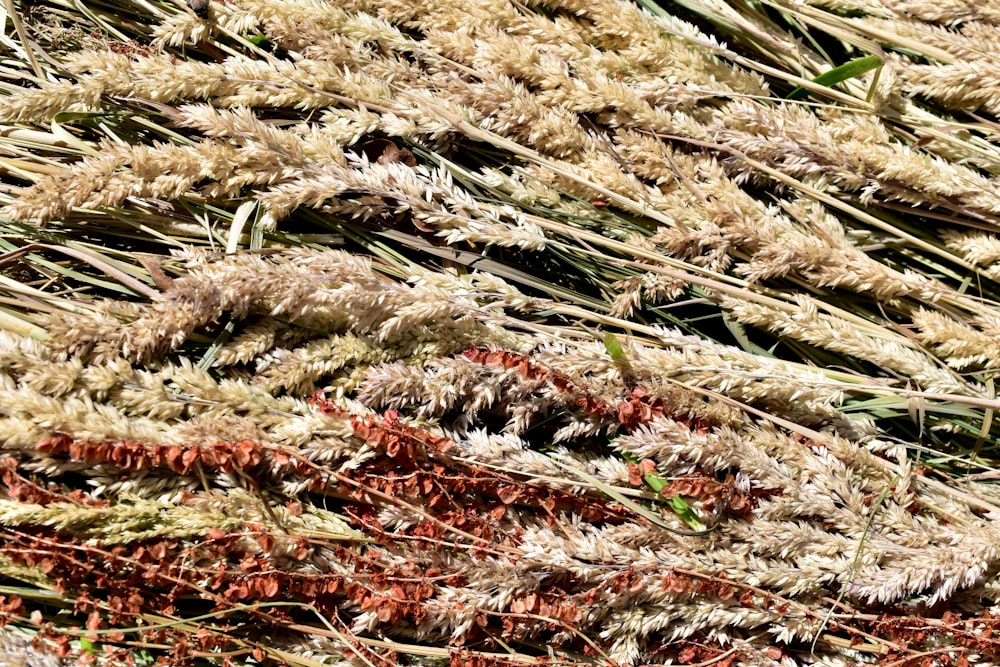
52;111;119;123
786;55;883;100
665;495;707;531
602;332;626;360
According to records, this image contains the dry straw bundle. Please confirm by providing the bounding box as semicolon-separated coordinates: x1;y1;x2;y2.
0;0;998;665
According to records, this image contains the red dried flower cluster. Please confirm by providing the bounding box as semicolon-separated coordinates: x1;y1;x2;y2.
464;347;713;434
350;409;453;464
328;406;631;555
464;347;613;419
0;457;108;507
36;435;262;474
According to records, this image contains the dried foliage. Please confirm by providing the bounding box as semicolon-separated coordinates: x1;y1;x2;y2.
0;0;997;665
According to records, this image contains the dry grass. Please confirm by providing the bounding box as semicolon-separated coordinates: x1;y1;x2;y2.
0;0;996;665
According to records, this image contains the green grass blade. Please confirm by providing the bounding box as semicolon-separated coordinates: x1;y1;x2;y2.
786;55;883;99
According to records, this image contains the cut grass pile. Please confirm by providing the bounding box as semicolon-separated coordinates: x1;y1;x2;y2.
0;0;997;664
